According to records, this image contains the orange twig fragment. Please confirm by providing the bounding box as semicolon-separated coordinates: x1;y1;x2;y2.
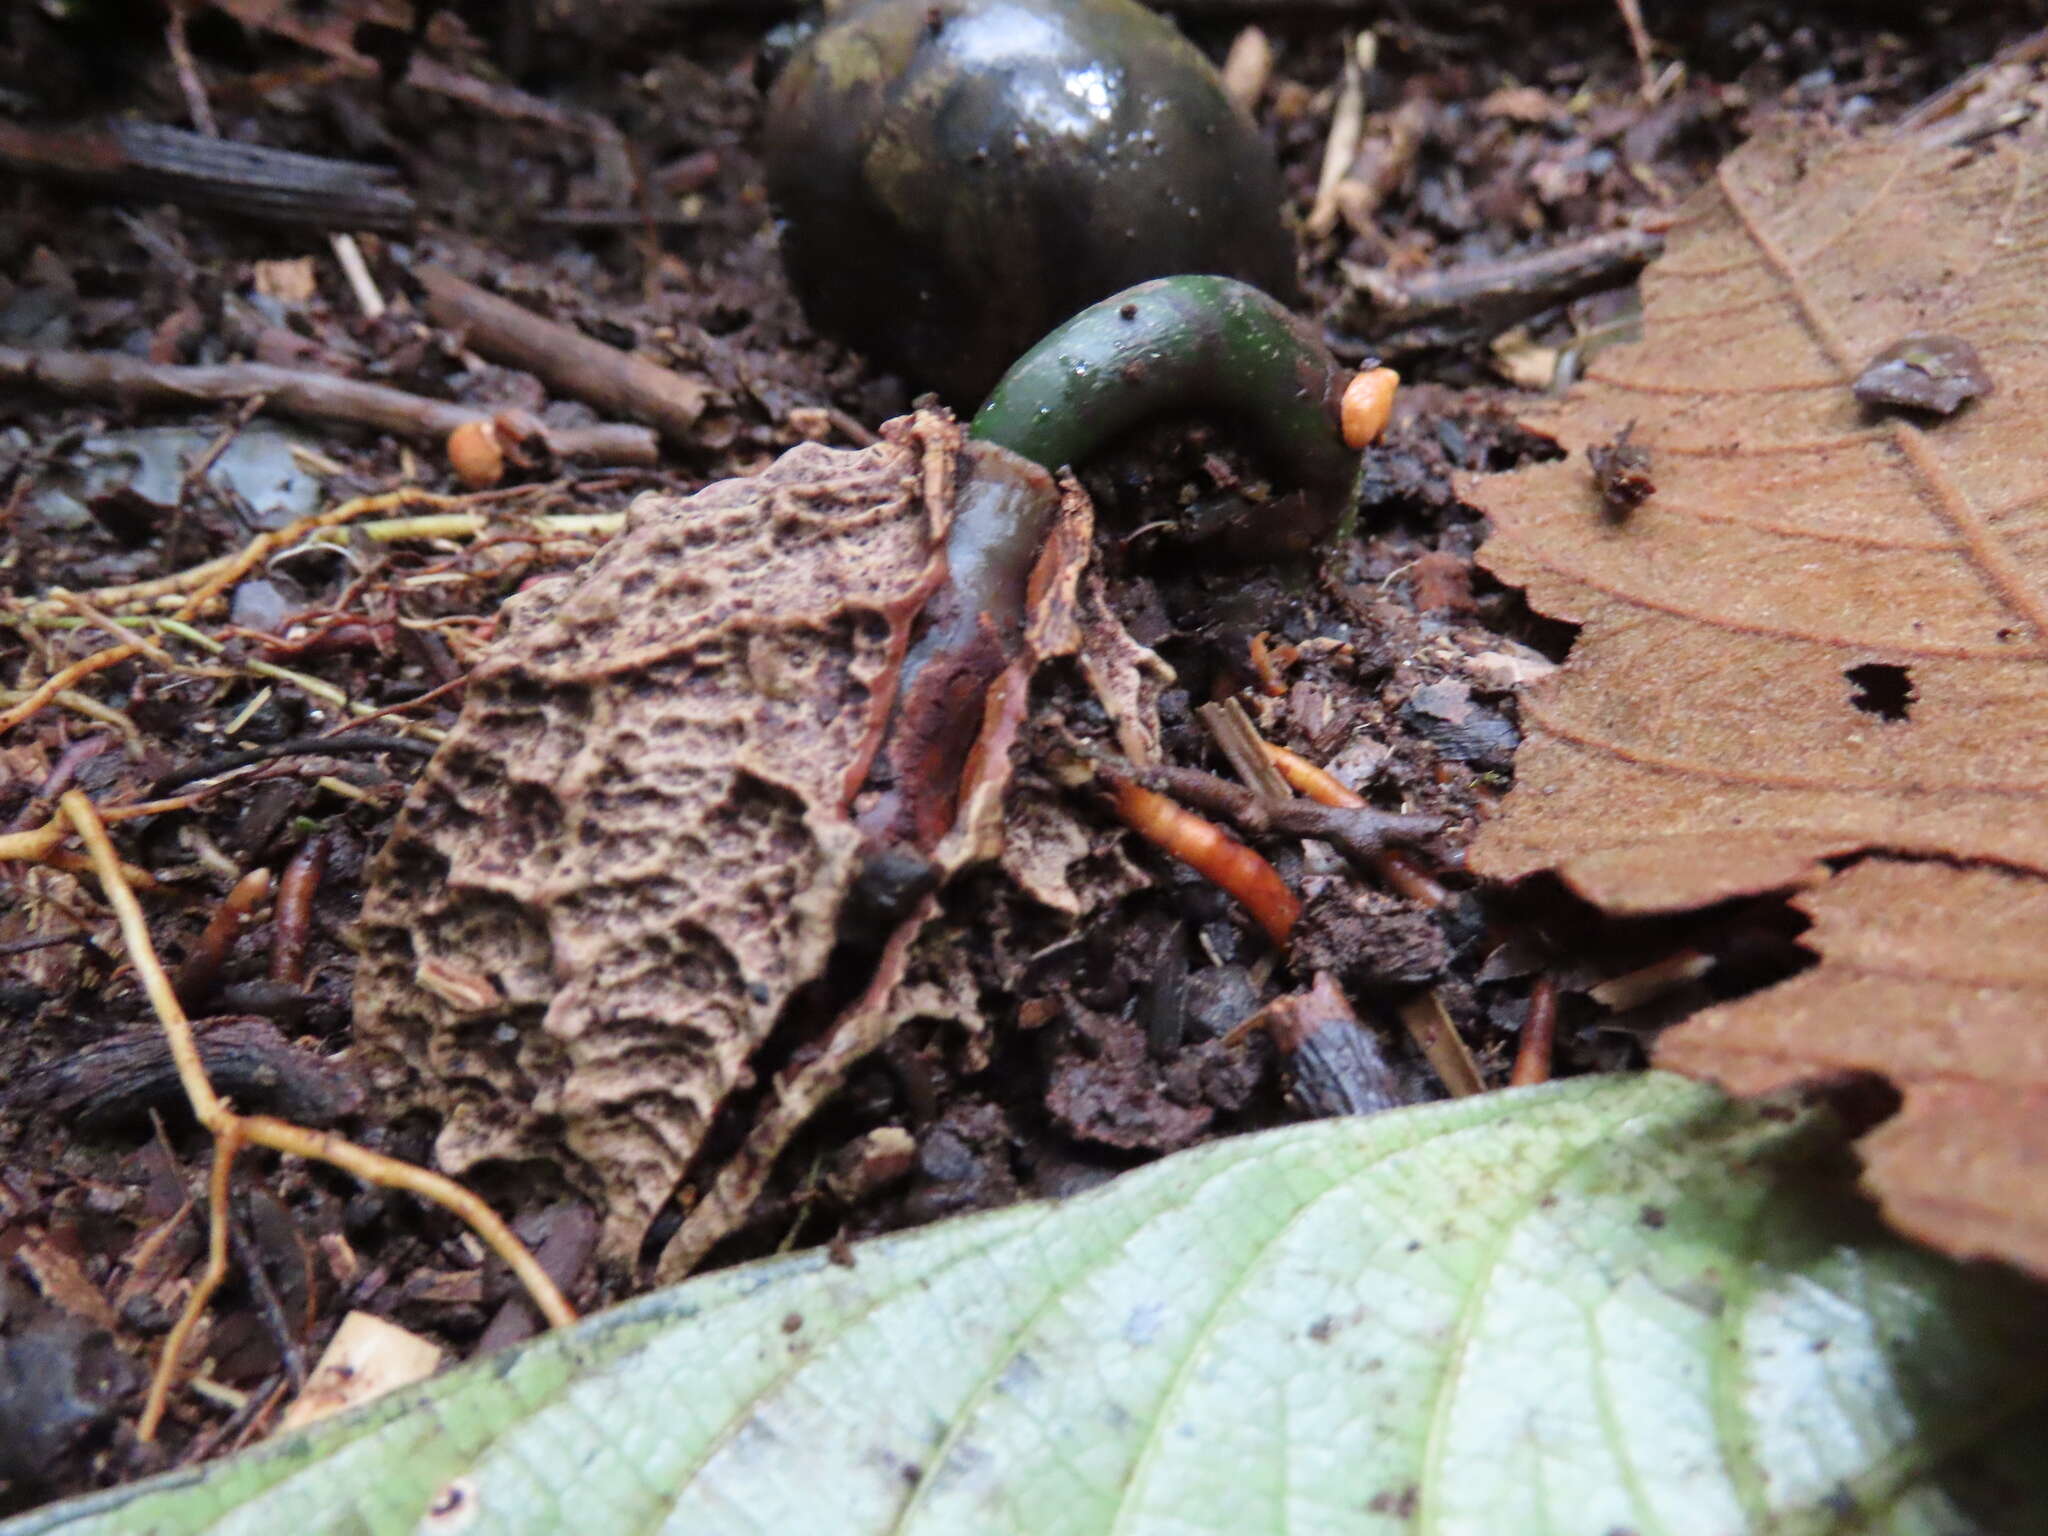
58;791;574;1440
1105;774;1300;948
1510;974;1560;1088
1262;741;1450;908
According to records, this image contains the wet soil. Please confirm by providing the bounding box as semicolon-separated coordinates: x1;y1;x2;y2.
1;0;2041;1515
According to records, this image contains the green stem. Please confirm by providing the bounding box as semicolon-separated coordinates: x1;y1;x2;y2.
969;275;1356;488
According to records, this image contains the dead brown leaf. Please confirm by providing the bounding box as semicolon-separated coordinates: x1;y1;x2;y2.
1463;120;2048;1276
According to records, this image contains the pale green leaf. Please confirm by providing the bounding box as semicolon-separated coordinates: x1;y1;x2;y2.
12;1073;2046;1535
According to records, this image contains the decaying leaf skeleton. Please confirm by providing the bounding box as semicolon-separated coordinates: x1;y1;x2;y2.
350;411;1079;1276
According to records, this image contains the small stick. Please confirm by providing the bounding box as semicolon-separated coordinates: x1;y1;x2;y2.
1341;229;1664;355
1306;34;1370;240
0;931;89;958
165;2;220;138
1614;0;1657;99
269;834;327;986
1509;974;1560;1088
1115;753;1440;869
0;346;656;466
1198;699;1295;805
178;395;267;506
1104;773;1300;948
328;233;386;320
415;264;709;447
1395;989;1485;1099
174;867;272;1008
312;674;468;739
151;733;434;796
226;1208;307;1388
1262;741;1450;907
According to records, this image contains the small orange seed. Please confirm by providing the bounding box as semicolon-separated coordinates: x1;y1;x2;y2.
447;418;505;488
1340;366;1401;449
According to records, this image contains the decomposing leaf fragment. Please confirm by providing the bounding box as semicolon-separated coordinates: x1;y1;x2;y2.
1462;121;2048;1275
1853;333;1993;416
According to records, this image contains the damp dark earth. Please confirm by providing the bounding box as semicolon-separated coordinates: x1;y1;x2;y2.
3;1;2046;1524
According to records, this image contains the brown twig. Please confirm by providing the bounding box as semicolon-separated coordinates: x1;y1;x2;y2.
1339;228;1664;357
1127;756;1442;870
174;868;271;1008
415;264;710;447
178;395;266;507
269;835;326;987
1262;742;1450;907
1104;774;1300;948
1198;699;1296;805
312;673;468;739
0;120;414;230
165;2;219;137
1613;0;1658;99
226;1208;307;1389
0;930;90;958
0;346;657;465
1510;974;1560;1088
58;789;574;1441
1395;989;1485;1099
150;733;435;797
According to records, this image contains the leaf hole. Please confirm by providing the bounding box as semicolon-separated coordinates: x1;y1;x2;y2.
1844;663;1914;722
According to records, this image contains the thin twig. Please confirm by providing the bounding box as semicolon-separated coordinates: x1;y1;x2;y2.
226;1207;307;1388
179;395;266;508
415;264;709;447
1613;0;1657;100
1306;34;1370;240
328;233;386;320
1395;989;1485;1099
165;1;220;138
0;347;656;464
1198;699;1295;805
150;733;434;796
1262;741;1450;907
